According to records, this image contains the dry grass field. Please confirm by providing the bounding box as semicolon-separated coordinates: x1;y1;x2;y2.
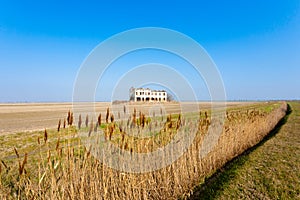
190;101;300;199
0;101;288;199
0;102;254;135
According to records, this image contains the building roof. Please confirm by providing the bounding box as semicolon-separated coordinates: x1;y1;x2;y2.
135;87;166;92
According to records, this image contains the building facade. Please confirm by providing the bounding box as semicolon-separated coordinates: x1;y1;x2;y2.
130;87;167;102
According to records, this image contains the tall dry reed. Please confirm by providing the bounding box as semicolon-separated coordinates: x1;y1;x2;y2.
0;102;287;200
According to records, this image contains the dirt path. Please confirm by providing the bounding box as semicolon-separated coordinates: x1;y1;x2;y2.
190;101;300;199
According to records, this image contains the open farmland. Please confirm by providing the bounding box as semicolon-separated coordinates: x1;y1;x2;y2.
0;101;288;199
0;102;255;135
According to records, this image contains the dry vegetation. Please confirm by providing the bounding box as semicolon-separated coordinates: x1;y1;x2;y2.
0;102;287;199
190;101;299;199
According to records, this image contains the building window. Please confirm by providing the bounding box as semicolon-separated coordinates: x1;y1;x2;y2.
132;88;167;102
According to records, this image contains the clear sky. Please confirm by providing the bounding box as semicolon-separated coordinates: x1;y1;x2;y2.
0;0;299;102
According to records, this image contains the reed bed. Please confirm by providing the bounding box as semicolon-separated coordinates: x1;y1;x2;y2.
0;102;287;199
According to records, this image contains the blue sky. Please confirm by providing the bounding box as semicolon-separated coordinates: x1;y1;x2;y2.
0;0;299;102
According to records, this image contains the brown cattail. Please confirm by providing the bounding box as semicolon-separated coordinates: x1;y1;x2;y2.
141;113;145;128
167;114;171;123
85;114;89;127
78;114;82;129
110;114;114;123
86;148;91;158
121;132;125;143
67;110;73;126
63;119;66;129
69;111;73;126
1;160;8;170
56;137;60;151
123;105;126;114
37;137;40;145
44;129;48;143
67;110;71;125
88;120;93;137
132;108;136;126
14;147;20;159
106;108;110;123
97;113;101;126
19;153;27;175
57;119;61;132
109;125;114;140
168;121;173;129
47;150;51;163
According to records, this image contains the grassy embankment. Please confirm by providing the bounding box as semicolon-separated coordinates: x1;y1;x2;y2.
190;101;299;199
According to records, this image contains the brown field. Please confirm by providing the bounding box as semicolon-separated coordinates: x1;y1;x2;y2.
0;101;254;135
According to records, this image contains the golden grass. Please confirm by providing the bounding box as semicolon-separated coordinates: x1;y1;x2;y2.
0;102;287;199
190;102;299;199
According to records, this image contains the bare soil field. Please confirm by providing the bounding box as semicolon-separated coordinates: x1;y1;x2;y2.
0;101;256;135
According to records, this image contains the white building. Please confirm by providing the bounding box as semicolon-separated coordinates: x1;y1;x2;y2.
130;87;167;102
